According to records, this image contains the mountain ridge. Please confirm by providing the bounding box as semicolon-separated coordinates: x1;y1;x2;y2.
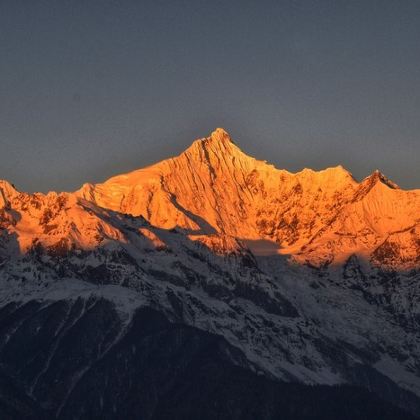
1;128;419;270
73;128;419;269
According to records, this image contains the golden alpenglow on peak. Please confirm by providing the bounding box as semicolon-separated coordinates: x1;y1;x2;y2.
186;127;239;159
366;169;400;189
0;128;418;270
70;128;420;270
209;127;232;143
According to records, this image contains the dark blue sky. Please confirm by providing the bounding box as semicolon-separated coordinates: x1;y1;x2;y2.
1;0;419;192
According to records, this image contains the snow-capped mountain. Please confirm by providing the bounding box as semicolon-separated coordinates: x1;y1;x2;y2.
0;129;419;418
77;128;420;269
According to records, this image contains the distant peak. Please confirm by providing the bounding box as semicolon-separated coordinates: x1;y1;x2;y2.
326;165;355;178
0;180;18;196
184;128;239;158
0;180;18;209
321;165;352;175
335;164;346;172
296;165;355;184
0;180;16;189
209;128;233;144
365;170;399;189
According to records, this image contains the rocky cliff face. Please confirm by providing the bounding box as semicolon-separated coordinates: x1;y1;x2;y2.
0;128;419;418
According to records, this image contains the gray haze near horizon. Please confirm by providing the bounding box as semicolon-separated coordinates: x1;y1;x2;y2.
0;0;419;192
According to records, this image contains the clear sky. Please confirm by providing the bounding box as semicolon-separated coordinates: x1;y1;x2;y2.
1;0;419;192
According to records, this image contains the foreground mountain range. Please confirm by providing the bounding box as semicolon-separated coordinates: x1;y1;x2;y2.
0;128;419;418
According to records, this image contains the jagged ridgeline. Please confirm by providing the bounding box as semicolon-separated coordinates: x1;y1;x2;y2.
0;129;419;419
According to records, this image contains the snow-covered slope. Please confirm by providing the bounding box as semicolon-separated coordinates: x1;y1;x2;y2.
0;128;419;416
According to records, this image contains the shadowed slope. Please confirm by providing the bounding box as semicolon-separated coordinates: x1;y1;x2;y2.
0;302;416;420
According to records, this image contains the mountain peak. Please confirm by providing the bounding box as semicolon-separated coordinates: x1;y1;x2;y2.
366;170;400;189
209;128;233;144
0;180;18;209
184;128;242;161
